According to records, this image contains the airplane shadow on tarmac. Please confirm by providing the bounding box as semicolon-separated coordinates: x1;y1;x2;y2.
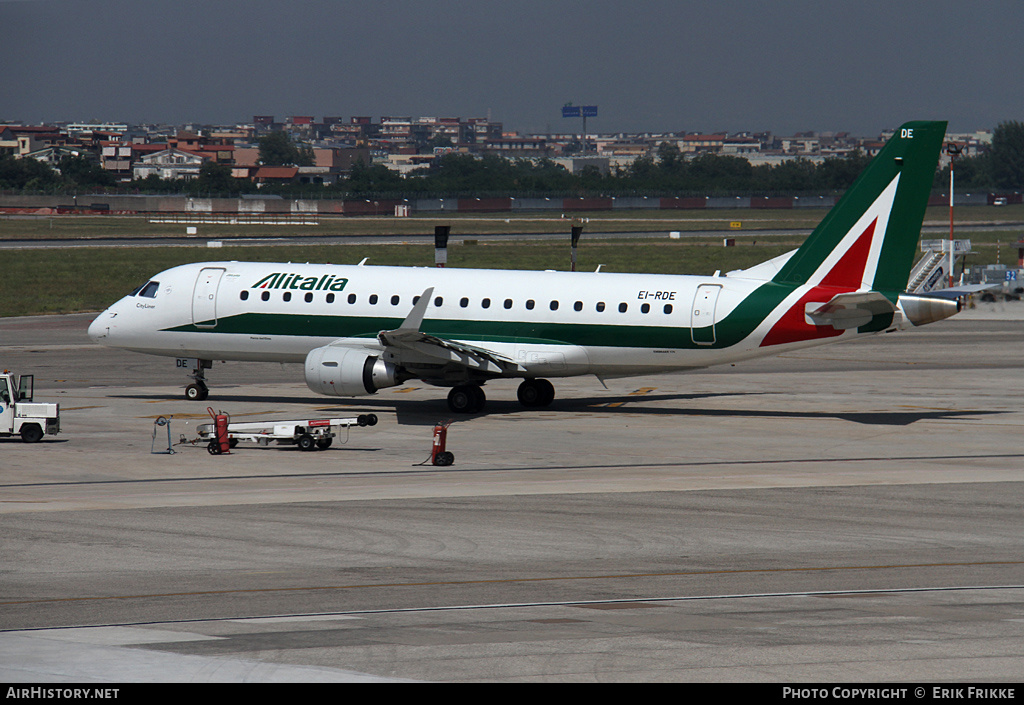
110;389;1006;428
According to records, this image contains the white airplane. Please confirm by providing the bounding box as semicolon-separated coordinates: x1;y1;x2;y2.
88;121;959;413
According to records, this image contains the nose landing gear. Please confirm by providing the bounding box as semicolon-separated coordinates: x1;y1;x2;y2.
181;359;212;401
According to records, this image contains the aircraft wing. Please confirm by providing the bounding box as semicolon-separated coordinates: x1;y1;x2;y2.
804;291;896;330
377;287;524;375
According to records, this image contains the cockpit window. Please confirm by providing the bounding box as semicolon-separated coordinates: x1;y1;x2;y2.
138;281;160;298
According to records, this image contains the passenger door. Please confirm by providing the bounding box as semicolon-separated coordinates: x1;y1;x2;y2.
192;267;226;329
690;284;721;345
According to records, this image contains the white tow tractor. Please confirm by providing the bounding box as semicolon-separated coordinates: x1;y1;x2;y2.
0;370;60;443
196;412;378;454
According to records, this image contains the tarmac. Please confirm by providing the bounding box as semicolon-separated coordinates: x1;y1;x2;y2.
1;299;1023;682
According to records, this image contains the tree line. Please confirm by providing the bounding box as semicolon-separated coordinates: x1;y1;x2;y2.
937;121;1024;191
3;122;1023;198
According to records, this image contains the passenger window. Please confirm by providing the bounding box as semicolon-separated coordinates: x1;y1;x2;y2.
460;297;469;308
369;294;378;305
261;291;270;301
391;295;400;305
240;290;249;301
664;304;673;314
305;293;314;303
641;303;650;314
549;301;559;311
434;296;443;307
574;301;583;311
596;302;606;312
326;293;335;303
482;298;491;309
526;300;535;310
139;281;159;298
504;299;513;309
618;303;628;313
348;293;357;304
283;292;292;302
413;296;420;305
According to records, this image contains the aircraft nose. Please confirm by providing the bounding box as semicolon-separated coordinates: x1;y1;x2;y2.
88;310;113;343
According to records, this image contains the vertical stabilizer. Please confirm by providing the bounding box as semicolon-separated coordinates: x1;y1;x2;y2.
772;121;946;294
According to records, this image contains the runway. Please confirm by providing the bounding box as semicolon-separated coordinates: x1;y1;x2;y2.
1;303;1023;682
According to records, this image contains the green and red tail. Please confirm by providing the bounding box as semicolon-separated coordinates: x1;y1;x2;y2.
748;121;947;347
773;121;946;293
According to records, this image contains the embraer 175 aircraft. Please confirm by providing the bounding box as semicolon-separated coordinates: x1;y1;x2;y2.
89;121;959;413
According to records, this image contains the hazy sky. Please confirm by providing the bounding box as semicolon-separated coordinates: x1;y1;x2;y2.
3;0;1022;136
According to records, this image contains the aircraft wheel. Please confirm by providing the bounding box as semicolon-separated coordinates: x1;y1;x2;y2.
471;385;486;411
518;378;555;407
537;379;555;406
185;383;208;401
517;379;541;406
447;385;485;414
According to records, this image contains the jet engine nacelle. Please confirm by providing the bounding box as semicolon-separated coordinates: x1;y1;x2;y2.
304;345;400;397
897;294;961;328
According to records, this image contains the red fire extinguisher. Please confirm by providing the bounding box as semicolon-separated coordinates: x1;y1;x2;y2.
430;421;454;466
207;407;231;455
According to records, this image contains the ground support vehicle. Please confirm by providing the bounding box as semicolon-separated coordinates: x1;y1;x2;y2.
197;413;378;453
0;371;60;443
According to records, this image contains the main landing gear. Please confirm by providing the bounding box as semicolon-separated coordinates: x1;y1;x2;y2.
447;384;486;414
445;379;557;414
517;378;555;408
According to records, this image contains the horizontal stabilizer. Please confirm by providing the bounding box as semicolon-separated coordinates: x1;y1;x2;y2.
917;283;1000;300
804;291;896;330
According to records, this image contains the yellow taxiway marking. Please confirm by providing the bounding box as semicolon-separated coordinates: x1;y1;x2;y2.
588;389;656;407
